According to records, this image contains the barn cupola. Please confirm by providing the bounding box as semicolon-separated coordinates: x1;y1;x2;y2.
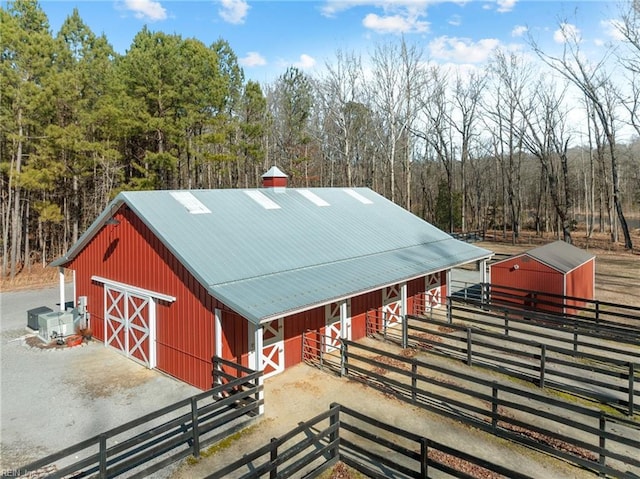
262;165;288;192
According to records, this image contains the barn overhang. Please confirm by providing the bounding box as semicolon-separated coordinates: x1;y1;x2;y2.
209;240;492;325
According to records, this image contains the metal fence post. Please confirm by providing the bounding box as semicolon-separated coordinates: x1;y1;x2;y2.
539;344;546;389
191;397;201;458
573;324;579;353
447;297;452;324
466;328;472;366
320;334;324;371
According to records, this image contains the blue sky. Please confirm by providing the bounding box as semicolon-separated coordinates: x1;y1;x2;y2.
36;0;624;84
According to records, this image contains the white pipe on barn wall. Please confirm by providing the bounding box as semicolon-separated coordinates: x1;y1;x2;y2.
58;267;65;312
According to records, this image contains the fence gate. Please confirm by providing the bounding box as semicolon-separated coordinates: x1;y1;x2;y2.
425;273;442;311
324;300;351;353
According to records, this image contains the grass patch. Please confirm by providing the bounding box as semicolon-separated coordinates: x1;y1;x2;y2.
184;419;268;465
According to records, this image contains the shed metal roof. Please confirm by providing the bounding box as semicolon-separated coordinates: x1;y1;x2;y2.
525;240;595;274
53;187;493;324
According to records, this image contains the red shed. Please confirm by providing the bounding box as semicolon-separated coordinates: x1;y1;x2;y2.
489;241;595;315
51;168;492;390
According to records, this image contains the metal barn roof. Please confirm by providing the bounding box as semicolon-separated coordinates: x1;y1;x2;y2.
525;240;595;274
53;187;493;324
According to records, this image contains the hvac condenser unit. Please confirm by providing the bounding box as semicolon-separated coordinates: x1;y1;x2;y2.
37;311;77;342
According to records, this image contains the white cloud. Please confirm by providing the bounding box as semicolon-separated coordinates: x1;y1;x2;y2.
240;52;267;67
511;25;527;37
429;36;500;63
218;0;249;24
496;0;517;13
601;19;626;42
553;23;581;44
362;13;428;33
321;0;432;17
123;0;167;21
293;54;317;69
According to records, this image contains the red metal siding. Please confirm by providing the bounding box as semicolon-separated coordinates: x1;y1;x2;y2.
565;260;594;315
491;255;563;314
351;290;381;339
66;207;226;390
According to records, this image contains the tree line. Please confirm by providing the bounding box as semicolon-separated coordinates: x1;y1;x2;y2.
2;0;639;279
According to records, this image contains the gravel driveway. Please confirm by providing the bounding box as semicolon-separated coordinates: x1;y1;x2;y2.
0;285;200;473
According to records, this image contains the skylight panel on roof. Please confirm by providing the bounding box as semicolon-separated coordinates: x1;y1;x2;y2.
170;191;211;214
244;190;281;210
343;189;373;205
297;189;330;207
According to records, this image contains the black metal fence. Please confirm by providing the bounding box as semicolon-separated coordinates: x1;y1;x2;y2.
14;357;262;479
203;402;537;479
311;337;640;478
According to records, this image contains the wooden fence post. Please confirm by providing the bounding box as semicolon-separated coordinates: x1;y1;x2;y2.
420;437;429;478
191;397;201;459
629;363;635;417
99;434;107;478
539;344;547;389
466;328;472;366
341;341;348;377
411;361;418;404
270;438;278;479
491;387;499;432
504;310;509;336
329;405;340;461
402;315;408;349
598;413;606;476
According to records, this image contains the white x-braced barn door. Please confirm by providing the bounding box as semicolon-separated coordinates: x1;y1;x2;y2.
425;273;442;311
382;284;403;328
260;318;284;379
324;300;351;353
105;285;155;368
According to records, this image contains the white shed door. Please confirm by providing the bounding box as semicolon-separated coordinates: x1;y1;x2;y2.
261;318;284;379
105;285;155;368
382;284;402;328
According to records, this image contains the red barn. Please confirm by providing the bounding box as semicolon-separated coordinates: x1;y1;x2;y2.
51;167;492;390
489;240;595;315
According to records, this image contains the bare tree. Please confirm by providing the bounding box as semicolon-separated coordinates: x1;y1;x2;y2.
530;22;633;249
518;79;574;242
484;50;529;243
370;39;424;205
453;72;485;231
